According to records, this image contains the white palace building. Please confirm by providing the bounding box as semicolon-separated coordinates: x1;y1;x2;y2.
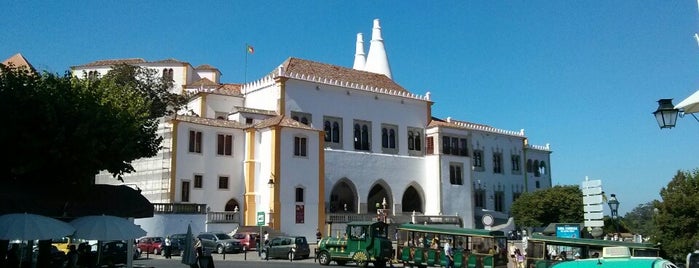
72;19;552;239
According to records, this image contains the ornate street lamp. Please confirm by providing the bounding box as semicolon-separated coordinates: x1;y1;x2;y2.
607;194;620;237
653;99;679;129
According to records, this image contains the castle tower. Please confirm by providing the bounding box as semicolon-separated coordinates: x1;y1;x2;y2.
364;19;392;79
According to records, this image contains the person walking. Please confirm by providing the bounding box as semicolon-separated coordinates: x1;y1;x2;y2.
164;236;172;259
444;239;454;268
514;248;525;268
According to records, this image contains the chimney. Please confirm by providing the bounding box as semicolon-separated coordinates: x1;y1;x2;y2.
353;33;366;70
364;19;393;79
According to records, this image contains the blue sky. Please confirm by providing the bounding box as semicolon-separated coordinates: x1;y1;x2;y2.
3;1;698;216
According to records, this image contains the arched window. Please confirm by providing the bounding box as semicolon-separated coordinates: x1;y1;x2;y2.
324;121;332;142
389;129;396;148
354;124;361;149
526;159;533;173
382;128;388;148
332;122;340;143
361;125;369;150
408;131;415;150
539;161;547;175
415;132;421;150
534;160;540;177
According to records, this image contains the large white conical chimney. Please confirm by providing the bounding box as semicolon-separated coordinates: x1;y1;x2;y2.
364;19;392;79
353;33;366;70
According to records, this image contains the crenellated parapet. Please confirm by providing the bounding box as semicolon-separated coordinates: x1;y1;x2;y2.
527;143;551;151
445;117;525;137
242;65;430;101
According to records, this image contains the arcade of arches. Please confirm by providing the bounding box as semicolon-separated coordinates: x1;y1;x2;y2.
328;179;424;214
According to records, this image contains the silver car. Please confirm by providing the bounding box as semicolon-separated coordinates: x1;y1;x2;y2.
197;232;243;254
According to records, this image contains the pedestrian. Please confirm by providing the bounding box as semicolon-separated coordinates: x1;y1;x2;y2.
66;244;79;268
316;228;322;243
77;242;90;268
164;236;172;259
255;235;261;256
6;243;19;268
263;231;269;246
195;238;203;257
444;239;454;268
514;248;525;268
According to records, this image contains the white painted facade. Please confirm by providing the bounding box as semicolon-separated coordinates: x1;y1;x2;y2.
78;19;552;240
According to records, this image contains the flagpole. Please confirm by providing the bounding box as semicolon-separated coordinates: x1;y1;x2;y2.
244;43;248;84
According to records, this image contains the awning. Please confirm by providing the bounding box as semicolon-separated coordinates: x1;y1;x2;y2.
675;89;699;114
0;183;153;219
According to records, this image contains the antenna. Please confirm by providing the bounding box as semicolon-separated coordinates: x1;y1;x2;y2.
696;0;699;46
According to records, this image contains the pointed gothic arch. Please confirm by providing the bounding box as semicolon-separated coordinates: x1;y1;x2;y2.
329;178;358;213
224;198;241;222
401;183;424;213
368;179;393;213
225;198;240;211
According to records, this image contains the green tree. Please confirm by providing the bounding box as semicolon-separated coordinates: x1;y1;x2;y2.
511;185;584;228
622;201;656;237
652;169;699;262
0;63;184;191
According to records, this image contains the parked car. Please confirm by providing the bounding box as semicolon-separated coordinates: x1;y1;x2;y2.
136;236;164;255
231;232;258;251
197;232;243;254
95;241;139;266
260;236;310;260
168;233;188;256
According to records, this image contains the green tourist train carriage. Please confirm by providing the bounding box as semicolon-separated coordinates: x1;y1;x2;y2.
317;221;394;268
397;223;509;268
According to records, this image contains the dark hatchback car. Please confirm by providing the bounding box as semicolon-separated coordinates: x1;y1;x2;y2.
168;233;188;256
197;232;243;254
260;236;310;260
96;241;139;266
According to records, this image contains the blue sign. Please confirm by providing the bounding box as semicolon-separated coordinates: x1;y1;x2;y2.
556;224;580;238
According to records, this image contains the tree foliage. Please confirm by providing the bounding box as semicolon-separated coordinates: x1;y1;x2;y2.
652;169;699;262
0;63;184;191
511;185;584;228
622;201;655;236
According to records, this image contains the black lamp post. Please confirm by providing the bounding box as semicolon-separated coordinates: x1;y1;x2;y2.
607;194;620;238
653;99;680;129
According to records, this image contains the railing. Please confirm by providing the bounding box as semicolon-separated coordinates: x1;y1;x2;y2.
327;213;377;223
153;203;207;214
326;212;462;226
207;211;240;223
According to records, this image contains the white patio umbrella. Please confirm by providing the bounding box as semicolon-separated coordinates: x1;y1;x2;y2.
70;215;146;241
0;213;75;240
675;89;699;114
71;215;146;268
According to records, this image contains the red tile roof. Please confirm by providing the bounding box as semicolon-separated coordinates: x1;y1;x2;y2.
277;57;410;94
